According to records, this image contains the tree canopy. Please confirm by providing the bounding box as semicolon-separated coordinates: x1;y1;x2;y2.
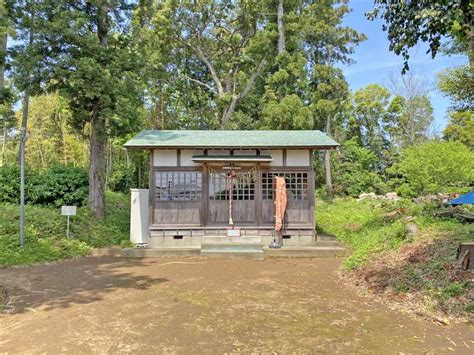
368;0;474;69
1;0;471;211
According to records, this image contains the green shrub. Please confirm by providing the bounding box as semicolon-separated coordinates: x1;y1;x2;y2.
0;165;34;203
333;139;388;197
29;166;88;207
388;141;474;196
108;161;136;193
0;165;88;207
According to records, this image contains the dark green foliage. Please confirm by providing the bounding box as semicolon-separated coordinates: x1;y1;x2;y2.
0;165;27;203
368;1;474;70
438;65;474;112
0;165;88;207
29;166;88;207
0;192;130;265
333;139;387;196
107;161;136;194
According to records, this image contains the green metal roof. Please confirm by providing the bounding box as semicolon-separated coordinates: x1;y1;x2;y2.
124;130;339;149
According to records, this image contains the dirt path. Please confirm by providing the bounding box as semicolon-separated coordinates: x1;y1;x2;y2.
0;256;473;354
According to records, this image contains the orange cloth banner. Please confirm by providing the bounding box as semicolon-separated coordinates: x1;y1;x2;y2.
274;176;287;231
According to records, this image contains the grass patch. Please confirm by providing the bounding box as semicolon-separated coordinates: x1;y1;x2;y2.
317;197;474;318
317;198;413;269
0;192;130;266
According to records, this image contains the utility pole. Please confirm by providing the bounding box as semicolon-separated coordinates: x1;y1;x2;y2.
19;101;28;246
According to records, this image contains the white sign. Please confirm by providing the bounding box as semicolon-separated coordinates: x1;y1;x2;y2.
227;229;241;237
61;206;77;216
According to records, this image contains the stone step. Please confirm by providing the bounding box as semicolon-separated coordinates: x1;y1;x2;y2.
201;249;264;259
314;240;341;247
263;246;346;258
201;244;263;252
201;236;264;258
122;247;200;257
202;236;262;244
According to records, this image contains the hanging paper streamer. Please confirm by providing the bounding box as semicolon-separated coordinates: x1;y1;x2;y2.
274;176;287;232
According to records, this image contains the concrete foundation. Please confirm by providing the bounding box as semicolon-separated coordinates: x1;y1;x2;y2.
122;235;346;259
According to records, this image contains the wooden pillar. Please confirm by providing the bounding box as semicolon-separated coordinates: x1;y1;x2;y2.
255;163;262;227
202;163;208;227
309;149;316;237
148;149;154;228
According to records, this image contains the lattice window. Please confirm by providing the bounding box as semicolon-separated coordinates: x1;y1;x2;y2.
155;171;202;201
209;172;255;200
262;172;308;200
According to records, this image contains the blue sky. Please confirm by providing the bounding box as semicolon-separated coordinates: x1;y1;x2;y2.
340;0;467;132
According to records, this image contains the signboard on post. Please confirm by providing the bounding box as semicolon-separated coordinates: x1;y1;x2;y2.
61;206;77;216
61;206;76;238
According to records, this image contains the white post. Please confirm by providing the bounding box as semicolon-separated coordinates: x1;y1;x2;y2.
67;215;70;239
130;188;149;245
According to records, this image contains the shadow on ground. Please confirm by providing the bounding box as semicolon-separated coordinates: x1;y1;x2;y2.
0;257;169;313
1;256;473;353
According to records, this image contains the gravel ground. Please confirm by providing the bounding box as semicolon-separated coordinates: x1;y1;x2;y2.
0;256;473;353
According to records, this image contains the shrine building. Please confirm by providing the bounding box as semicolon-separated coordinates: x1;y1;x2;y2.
124;130;341;257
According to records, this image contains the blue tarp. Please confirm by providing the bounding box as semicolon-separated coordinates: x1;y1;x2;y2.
448;191;474;205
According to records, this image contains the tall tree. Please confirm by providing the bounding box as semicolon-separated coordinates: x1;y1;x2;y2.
16;93;89;169
14;1;143;218
10;0;37;246
260;0;364;131
311;64;350;196
437;65;474;112
368;0;474;69
150;0;271;128
385;95;433;147
385;72;434;146
0;0;14;166
352;84;392;173
443;110;474;149
277;0;285;54
302;0;366;66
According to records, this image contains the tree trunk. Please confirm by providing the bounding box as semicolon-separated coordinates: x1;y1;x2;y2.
277;0;285;54
469;21;474;67
221;96;239;127
154;82;164;129
87;3;109;218
0;32;6;91
89;115;107;219
324;116;333;197
33;133;45;168
1;128;6;166
0;25;8;167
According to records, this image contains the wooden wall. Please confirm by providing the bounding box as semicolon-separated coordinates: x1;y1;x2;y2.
150;148;315;230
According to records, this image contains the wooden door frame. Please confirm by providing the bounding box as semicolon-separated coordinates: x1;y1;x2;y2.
206;165;258;226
